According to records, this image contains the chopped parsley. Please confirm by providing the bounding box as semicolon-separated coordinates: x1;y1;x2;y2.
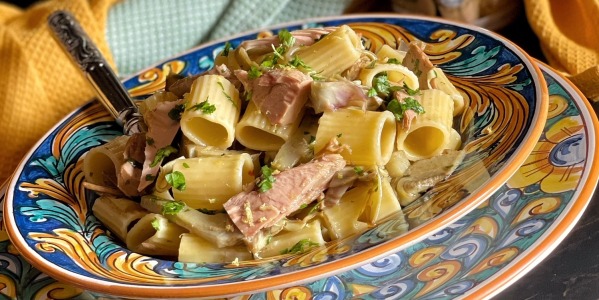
150;145;178;167
162;201;186;215
182;162;190;168
222;41;232;56
189;98;216;114
168;103;186;120
402;83;420;96
146;137;155;146
260;29;295;68
151;218;160;230
257;165;276;193
280;239;320;255
248;66;263;79
387;58;401;64
354;166;365;176
336;133;343;138
367;88;377;97
145;174;156;181
386;97;425;121
372;72;391;96
166;170;186;191
289;55;310;70
217;81;237;108
278;29;295;48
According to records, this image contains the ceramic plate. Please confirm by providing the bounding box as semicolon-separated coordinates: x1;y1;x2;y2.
3;15;547;298
0;61;593;300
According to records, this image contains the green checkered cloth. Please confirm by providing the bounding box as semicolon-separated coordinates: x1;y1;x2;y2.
106;0;357;76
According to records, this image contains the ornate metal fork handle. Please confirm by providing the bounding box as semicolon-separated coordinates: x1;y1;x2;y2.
48;10;144;135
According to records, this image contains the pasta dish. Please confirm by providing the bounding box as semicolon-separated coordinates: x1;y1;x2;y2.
82;25;466;263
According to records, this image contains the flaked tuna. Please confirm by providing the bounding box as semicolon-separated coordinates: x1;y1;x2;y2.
224;154;346;239
251;68;313;125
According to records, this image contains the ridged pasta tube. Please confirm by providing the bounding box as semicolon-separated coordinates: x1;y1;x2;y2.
430;67;465;116
314;108;396;165
170;154;255;210
385;151;411;178
140;195;243;248
322;182;369;240
83;135;129;193
294;25;362;78
180;75;241;149
178;234;252;263
359;63;419;91
376;44;407;63
235;101;302;151
396;89;454;161
126;213;187;256
92;195;148;242
258;219;326;258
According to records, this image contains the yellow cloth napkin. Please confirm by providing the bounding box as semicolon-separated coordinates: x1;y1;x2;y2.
0;0;116;183
525;0;599;101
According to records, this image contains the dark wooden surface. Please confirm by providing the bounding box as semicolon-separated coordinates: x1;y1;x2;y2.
6;0;599;299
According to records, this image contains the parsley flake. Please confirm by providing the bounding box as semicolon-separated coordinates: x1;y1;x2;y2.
189;98;216;114
150;146;178;167
166;171;186;191
248;66;262;79
289;55;311;70
386;97;425;121
258;165;276;193
151;218;160;230
354;166;365;176
222;41;232;56
387;58;401;64
280;239;319;254
162;201;186;215
217;81;237;108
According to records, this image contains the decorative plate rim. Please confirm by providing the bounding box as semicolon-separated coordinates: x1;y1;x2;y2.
462;61;599;299
3;13;548;299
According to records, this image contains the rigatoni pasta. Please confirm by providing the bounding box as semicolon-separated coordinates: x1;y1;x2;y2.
84;24;469;265
235;101;303;151
314;109;396;165
180;75;241;148
396;89;455;160
169;154;255;210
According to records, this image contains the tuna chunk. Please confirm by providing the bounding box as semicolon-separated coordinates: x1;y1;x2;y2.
224;154;346;239
402;41;435;89
251;68;313;125
309;80;368;113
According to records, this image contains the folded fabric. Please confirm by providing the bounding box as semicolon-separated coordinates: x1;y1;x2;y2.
524;0;599;101
0;0;116;183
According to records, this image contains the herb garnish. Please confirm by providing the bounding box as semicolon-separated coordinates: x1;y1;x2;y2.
354;166;365;176
162;201;186;215
217;81;237;108
280;239;319;254
387;58;401;64
222;41;232;56
258;165;276;193
248;65;262;79
166;170;186;191
151;218;160;230
386;97;425;121
189;98;216;114
150;145;178;167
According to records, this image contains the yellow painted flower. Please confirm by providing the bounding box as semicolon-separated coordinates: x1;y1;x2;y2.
508;97;585;194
